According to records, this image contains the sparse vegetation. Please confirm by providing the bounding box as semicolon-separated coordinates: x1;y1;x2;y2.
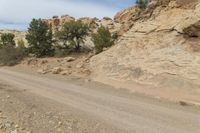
0;44;25;66
26;19;54;57
17;39;25;48
54;49;72;57
0;33;15;48
56;20;89;52
136;0;149;9
92;26;115;54
0;33;25;66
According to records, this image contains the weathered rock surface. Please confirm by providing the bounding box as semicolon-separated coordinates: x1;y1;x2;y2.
52;67;63;74
63;57;76;62
90;0;200;90
43;15;75;33
37;69;48;74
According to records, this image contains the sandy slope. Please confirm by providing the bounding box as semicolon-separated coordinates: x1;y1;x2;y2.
0;67;200;133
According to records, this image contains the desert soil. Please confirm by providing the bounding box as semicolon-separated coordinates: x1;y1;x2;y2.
0;67;200;133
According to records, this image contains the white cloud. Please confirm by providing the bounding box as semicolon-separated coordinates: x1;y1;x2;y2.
0;0;118;30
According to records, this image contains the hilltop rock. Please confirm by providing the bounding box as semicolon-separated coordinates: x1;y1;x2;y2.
114;6;140;35
44;14;122;35
44;15;75;33
114;6;140;24
78;17;98;29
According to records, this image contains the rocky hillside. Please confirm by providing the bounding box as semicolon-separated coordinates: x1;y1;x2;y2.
90;0;200;91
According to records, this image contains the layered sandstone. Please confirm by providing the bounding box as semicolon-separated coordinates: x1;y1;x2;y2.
90;0;200;93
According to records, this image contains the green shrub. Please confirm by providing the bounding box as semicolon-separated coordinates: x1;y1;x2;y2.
92;26;114;54
0;33;15;48
136;0;149;9
57;20;89;52
0;45;25;66
26;19;54;57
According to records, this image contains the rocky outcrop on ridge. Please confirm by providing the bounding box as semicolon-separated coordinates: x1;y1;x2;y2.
0;30;27;46
44;15;121;34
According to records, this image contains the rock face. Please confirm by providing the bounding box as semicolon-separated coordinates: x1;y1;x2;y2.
114;6;140;35
90;0;200;90
43;15;75;33
78;17;98;30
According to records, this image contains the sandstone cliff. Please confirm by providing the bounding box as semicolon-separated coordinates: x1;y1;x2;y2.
90;0;200;93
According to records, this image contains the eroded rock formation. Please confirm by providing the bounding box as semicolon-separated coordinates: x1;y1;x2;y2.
90;0;200;91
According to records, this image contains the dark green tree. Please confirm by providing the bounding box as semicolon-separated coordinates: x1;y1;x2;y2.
26;19;54;57
57;21;89;51
0;33;15;47
136;0;149;9
92;26;114;54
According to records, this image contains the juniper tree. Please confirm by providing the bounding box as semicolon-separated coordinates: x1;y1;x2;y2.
57;20;89;51
26;19;54;57
136;0;149;9
92;26;114;54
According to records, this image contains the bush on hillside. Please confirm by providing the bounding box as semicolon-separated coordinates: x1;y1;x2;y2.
92;26;115;54
0;33;15;48
26;19;54;57
136;0;149;9
0;45;25;66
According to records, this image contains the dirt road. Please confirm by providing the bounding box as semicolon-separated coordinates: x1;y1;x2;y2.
0;68;200;133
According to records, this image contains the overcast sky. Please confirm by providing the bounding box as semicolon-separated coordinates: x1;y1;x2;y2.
0;0;135;30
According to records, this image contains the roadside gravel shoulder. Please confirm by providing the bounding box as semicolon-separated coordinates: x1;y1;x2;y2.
0;83;121;133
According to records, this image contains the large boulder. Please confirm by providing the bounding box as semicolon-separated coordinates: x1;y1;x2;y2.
175;2;200;36
100;17;115;30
